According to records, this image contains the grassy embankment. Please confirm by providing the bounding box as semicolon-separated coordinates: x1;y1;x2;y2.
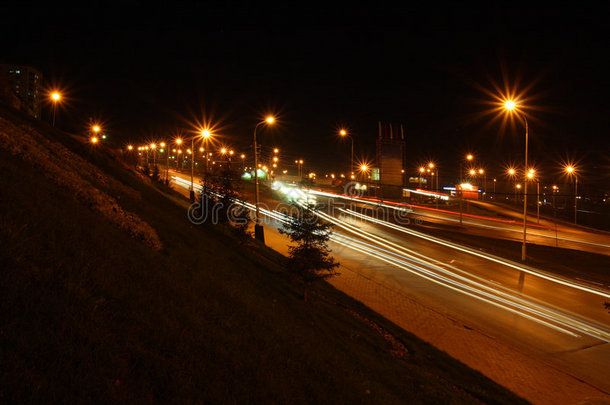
0;105;528;403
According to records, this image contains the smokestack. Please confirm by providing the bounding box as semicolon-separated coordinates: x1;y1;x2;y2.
378;121;382;139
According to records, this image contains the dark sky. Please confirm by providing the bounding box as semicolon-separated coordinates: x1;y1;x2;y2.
2;2;609;183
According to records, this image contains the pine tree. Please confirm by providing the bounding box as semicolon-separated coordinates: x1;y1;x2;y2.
279;203;339;301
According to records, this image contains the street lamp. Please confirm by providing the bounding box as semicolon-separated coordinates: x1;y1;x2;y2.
565;165;578;224
253;115;275;243
50;91;61;127
478;168;486;199
175;138;183;170
150;143;157;166
504;99;529;262
200;129;211;193
507;167;517;203
528;169;540;224
429;162;439;208
186;129;213;201
295;159;304;178
339;129;354;177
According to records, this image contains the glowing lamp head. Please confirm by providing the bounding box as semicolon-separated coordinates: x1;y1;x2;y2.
160;142;166;147
479;169;484;174
508;168;515;175
175;138;182;145
51;92;61;101
361;164;368;172
92;125;101;133
265;116;275;124
221;148;227;154
90;137;98;144
504;100;516;110
466;154;473;161
428;162;435;169
340;129;347;136
127;145;133;150
566;165;574;174
201;129;211;138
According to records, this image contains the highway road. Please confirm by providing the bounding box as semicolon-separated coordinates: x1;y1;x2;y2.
307;187;610;256
169;172;610;398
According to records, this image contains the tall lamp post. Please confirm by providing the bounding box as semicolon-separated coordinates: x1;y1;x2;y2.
50;91;61;127
565;165;578;224
461;154;474;183
504;100;529;262
160;142;168;184
429;162;438;208
253;116;275;243
339;129;353;177
90;124;101;145
507;168;517;203
200;130;211;193
185;129;212;202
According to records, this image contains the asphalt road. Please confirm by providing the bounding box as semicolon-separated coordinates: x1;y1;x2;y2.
169;172;610;394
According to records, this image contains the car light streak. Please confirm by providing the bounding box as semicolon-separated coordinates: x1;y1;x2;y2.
328;232;610;341
329;233;585;338
339;208;610;300
303;187;610;249
311;209;610;341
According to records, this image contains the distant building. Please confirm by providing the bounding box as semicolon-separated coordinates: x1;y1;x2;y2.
0;64;43;119
376;122;406;197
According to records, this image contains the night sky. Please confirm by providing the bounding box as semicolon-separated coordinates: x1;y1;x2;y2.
2;3;609;184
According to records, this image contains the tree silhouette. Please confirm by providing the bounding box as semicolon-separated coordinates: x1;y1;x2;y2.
280;203;339;301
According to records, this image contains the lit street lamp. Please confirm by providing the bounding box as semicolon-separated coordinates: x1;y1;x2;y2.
504;100;529;262
90;124;101;145
50;91;61;127
528;169;540;224
339;129;353;177
507;167;517;203
175;138;183;170
253;116;275;243
565;165;578;224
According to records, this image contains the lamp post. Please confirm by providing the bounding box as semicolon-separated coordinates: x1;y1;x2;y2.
50;91;61;127
150;143;157;166
339;129;353;177
175;138;183;171
90;124;101;145
565;165;578;224
200;130;211;194
527;169;539;224
253;116;275;243
504;100;529;262
461;154;473;183
428;162;439;208
159;142;168;184
507;168;517;203
479;168;486;200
